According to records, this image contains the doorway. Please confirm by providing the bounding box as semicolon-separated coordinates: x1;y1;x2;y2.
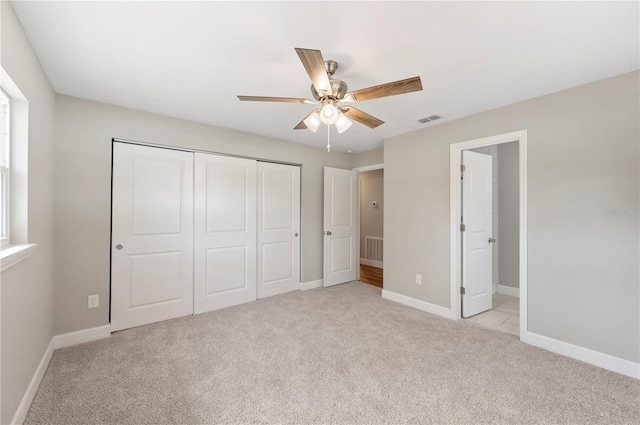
354;164;384;288
449;130;527;339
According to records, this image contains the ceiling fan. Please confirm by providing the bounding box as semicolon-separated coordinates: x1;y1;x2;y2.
237;48;423;147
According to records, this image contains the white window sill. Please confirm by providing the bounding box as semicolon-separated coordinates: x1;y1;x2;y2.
0;243;37;272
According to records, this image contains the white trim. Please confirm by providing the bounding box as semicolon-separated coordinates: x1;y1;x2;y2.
0;243;36;272
360;258;383;269
524;332;640;380
53;324;111;349
300;279;323;291
352;163;384;172
450;130;528;340
382;289;454;320
11;339;54;425
10;326;111;423
497;284;520;298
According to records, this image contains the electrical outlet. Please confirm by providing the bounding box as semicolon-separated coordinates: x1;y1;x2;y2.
88;294;99;309
415;274;422;285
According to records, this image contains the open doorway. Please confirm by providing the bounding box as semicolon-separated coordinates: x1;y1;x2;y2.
354;164;384;288
450;130;527;340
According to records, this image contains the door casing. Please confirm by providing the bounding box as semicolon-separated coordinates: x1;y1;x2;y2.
449;130;528;339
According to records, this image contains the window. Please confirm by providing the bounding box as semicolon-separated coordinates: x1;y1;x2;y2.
0;70;36;270
0;89;9;247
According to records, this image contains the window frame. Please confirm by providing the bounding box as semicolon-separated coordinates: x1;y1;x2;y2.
0;88;10;248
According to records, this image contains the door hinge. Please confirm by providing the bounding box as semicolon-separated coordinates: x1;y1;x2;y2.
460;164;466;173
460;223;466;232
460;287;466;295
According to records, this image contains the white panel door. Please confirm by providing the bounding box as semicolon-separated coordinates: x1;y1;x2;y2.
194;153;257;313
257;162;300;299
462;150;493;318
111;143;194;331
323;167;358;287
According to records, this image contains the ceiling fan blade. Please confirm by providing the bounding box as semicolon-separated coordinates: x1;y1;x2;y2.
295;48;333;96
237;95;312;103
340;107;385;129
345;76;423;102
294;109;320;129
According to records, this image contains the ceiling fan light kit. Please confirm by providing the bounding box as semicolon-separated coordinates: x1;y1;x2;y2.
334;114;352;134
238;47;423;151
320;102;339;124
303;111;321;133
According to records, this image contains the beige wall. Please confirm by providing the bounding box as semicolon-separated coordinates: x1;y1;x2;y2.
351;147;383;169
53;95;362;335
359;169;384;261
498;142;519;288
384;71;639;362
1;2;56;423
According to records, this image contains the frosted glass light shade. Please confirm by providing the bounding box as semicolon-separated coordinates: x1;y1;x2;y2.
303;112;321;132
319;103;339;124
335;114;352;134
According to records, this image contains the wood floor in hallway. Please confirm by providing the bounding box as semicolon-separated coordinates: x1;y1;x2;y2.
359;264;383;288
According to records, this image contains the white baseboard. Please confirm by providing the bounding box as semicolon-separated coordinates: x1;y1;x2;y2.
300;279;323;291
53;324;111;349
11;339;54;425
497;284;520;298
382;289;454;320
11;325;111;424
524;332;640;380
360;258;383;269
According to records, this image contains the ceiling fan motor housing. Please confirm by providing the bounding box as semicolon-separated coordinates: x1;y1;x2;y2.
311;60;348;101
311;79;348;101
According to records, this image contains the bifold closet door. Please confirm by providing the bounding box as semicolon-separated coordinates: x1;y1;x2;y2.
194;153;257;313
111;143;194;332
257;162;301;299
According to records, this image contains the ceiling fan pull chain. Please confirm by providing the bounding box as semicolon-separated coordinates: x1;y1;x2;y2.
327;124;331;152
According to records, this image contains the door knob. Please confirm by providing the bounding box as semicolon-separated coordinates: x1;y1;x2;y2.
294;233;299;237
325;231;332;235
488;238;496;243
116;244;123;250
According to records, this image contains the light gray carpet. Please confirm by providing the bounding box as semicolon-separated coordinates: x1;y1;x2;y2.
25;282;639;424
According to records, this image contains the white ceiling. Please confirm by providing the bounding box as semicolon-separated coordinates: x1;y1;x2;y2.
10;1;639;153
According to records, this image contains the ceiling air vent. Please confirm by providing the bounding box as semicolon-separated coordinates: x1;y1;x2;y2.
418;115;441;124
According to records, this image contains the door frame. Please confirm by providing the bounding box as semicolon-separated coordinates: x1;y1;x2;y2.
449;130;527;339
353;163;384;283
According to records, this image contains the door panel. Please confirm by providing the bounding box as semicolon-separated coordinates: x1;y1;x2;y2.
331;237;352;272
130;158;184;235
257;162;300;299
462;150;493;318
205;246;248;294
111;143;194;331
195;153;257;313
129;251;183;307
324;167;358;287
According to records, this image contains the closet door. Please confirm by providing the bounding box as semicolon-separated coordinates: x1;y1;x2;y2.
257;162;300;299
111;143;194;331
194;153;257;313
